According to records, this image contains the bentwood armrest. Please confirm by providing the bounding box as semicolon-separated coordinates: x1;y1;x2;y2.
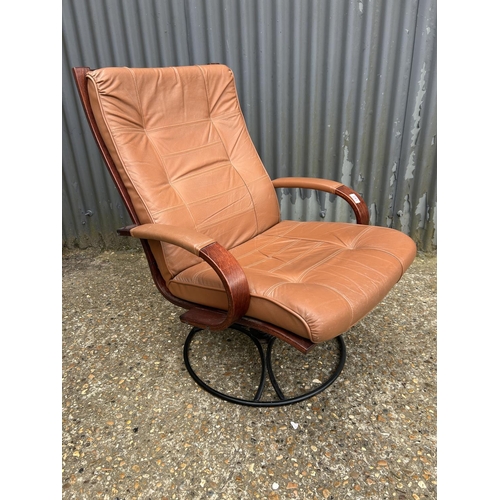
272;177;370;225
119;223;250;330
124;223;216;255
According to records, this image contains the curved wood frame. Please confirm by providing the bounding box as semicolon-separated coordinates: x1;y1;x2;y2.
271;177;370;225
72;66;370;355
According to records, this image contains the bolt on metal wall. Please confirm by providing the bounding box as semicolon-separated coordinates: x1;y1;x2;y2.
63;0;436;251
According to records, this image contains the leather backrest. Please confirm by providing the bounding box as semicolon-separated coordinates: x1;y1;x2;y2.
86;65;280;279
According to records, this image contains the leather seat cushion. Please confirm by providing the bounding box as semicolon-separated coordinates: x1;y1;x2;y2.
169;220;417;342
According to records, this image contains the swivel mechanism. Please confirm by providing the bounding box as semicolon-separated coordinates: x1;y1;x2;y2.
183;325;346;407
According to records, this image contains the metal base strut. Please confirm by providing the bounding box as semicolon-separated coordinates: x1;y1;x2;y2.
183;325;346;407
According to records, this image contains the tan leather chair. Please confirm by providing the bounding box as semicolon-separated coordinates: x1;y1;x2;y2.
73;64;417;407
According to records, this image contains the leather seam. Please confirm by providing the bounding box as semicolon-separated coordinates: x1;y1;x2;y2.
108;110;241;133
159;140;222;158
127;68;199;278
87;72;153;223
210;117;261;238
346;225;373;248
351;246;406;278
197;65;265;238
197;206;256;231
241;239;302;271
262;241;325;277
229;222;300;261
295;248;346;283
129;68;199;230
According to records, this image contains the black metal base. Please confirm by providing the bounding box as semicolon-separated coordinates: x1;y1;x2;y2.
183;325;346;407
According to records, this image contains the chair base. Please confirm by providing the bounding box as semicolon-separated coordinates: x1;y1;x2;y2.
183;325;346;407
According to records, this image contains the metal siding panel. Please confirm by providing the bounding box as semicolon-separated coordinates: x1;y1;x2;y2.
393;0;437;249
62;0;437;251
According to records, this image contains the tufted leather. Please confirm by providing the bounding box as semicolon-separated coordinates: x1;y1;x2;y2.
86;64;417;343
170;220;416;342
87;65;280;280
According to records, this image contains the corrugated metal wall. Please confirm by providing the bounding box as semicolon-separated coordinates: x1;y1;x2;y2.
62;0;436;251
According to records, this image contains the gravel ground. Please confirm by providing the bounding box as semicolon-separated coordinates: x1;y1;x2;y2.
62;248;437;500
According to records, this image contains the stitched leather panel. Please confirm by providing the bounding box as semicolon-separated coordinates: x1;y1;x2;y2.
86;65;280;279
170;221;417;342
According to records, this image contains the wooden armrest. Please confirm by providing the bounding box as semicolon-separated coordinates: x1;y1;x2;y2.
123;223;216;255
117;224;250;331
272;177;370;225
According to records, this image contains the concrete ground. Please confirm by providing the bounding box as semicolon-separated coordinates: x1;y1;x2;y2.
62;248;436;500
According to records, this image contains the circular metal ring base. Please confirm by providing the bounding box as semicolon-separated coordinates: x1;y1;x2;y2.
183;325;346;407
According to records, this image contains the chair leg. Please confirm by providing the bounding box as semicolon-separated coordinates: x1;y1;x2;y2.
183;325;346;407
